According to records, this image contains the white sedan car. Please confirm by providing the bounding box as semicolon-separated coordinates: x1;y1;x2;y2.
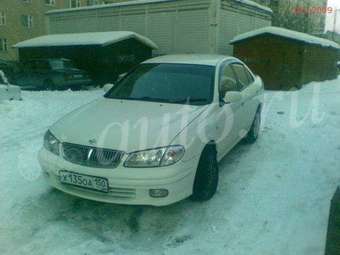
39;55;264;206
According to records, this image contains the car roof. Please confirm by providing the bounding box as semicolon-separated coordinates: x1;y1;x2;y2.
143;54;237;66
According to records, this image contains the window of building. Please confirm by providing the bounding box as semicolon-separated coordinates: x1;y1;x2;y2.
0;39;8;51
0;11;6;25
21;15;33;28
70;0;81;8
45;0;56;5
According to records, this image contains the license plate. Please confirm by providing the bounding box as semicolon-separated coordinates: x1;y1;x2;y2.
59;171;109;193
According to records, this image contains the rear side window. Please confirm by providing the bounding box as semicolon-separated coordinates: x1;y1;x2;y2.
220;64;242;93
232;64;253;89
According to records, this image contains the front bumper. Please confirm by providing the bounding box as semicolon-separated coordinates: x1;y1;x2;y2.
38;148;198;206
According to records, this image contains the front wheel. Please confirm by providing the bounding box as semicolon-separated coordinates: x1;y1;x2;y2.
244;109;261;144
191;148;219;202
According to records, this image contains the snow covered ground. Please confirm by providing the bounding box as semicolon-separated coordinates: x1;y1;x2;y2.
0;78;340;255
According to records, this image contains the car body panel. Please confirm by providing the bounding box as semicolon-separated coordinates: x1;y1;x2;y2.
39;54;264;206
51;98;209;153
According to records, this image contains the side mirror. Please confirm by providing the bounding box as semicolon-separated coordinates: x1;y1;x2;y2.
224;91;242;104
103;83;114;93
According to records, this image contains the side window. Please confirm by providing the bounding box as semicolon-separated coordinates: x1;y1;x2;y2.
219;64;241;97
231;64;252;89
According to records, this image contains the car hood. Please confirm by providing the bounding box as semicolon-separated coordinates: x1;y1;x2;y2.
51;98;208;152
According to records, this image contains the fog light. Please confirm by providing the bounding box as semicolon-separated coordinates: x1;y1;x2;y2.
149;189;169;198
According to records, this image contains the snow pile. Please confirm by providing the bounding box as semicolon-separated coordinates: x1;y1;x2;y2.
230;26;340;49
0;70;9;84
1;77;340;254
0;70;22;101
14;31;158;49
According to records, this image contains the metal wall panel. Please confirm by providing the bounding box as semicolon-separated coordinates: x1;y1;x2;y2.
217;8;271;55
119;14;146;34
175;9;210;54
147;11;176;54
47;0;271;55
97;16;120;32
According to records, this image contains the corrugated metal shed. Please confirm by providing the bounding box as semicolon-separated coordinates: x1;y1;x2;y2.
14;31;157;85
231;27;340;90
46;0;272;55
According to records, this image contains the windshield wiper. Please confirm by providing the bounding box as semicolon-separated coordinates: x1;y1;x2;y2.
128;97;172;102
169;98;208;104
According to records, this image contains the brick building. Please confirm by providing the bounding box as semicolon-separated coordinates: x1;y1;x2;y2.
0;0;115;61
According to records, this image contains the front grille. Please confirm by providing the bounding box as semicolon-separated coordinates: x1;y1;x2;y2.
62;143;124;168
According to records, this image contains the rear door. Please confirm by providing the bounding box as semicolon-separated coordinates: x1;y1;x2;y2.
216;62;244;158
231;63;258;131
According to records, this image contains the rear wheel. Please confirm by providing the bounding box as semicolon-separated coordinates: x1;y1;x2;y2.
244;109;261;144
191;147;219;202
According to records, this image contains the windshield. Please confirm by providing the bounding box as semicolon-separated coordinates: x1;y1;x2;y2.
105;63;215;106
49;59;75;70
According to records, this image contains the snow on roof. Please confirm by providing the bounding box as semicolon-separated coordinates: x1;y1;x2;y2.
47;0;271;15
14;31;158;49
230;26;340;50
233;0;272;14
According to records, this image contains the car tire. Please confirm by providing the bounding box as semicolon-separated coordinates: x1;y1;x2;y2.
45;80;55;91
191;147;219;202
244;108;261;144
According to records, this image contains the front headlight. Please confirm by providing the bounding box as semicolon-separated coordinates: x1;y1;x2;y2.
124;145;185;168
44;130;60;156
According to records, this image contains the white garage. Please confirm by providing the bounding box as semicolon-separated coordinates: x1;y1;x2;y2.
46;0;272;55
